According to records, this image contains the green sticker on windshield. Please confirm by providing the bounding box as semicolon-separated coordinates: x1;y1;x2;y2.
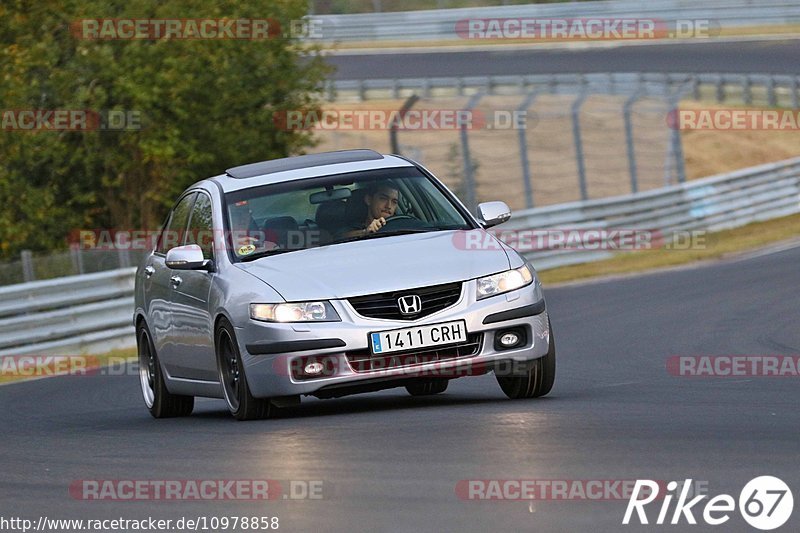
238;244;256;256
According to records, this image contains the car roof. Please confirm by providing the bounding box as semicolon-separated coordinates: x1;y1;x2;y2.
208;150;415;193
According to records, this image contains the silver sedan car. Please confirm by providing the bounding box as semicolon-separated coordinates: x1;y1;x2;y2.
134;149;555;420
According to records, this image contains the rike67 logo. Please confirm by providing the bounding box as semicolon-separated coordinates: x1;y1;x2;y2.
623;476;793;530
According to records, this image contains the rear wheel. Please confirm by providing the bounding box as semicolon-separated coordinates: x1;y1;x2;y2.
216;320;274;421
405;379;449;396
496;319;556;399
137;323;194;418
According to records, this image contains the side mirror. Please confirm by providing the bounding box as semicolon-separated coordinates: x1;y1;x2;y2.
477;201;511;228
165;244;212;271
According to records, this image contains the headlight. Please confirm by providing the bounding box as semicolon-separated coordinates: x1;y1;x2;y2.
249;302;340;322
476;265;534;300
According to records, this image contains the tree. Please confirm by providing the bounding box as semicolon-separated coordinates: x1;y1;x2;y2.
0;0;330;259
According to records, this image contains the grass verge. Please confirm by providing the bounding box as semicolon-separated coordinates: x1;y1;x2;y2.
538;212;800;285
0;347;137;385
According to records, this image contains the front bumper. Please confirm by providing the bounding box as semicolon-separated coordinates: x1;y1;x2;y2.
235;279;550;398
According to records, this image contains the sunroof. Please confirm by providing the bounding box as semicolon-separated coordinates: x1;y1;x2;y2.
225;150;384;179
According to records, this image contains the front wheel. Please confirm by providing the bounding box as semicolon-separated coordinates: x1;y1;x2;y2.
216;319;274;421
496;319;556;399
137;324;194;418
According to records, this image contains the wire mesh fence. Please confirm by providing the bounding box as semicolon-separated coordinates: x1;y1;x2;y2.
0;247;149;286
313;88;680;212
3;72;797;286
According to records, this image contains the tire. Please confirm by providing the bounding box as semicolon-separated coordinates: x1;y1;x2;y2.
216;319;274;421
137;323;194;418
405;379;449;396
496;319;556;400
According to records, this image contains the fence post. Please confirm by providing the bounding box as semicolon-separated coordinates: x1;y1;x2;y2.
460;92;484;213
21;250;35;282
117;247;131;269
327;80;336;102
389;94;419;155
792;76;799;109
767;76;777;107
517;89;542;209
70;243;85;275
623;91;642;194
669;92;687;184
571;91;589;201
691;75;700;100
742;75;752;106
715;75;724;103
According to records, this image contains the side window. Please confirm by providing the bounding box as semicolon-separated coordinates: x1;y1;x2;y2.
185;193;214;260
156;193;196;254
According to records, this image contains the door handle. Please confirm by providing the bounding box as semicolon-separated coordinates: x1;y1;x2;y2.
144;265;155;278
170;275;182;288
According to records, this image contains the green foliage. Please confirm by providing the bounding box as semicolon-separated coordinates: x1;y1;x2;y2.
0;0;330;259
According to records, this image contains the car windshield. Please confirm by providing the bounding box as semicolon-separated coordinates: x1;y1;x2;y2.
225;166;474;260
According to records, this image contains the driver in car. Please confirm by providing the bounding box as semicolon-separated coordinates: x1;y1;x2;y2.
345;181;400;237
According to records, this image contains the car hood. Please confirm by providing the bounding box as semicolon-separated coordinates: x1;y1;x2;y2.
235;230;512;301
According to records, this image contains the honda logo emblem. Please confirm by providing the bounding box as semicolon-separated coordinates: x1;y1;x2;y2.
397;295;422;316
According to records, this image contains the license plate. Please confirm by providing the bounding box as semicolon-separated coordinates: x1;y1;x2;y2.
370;320;468;355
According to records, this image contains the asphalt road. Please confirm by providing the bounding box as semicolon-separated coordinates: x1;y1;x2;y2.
2;244;799;532
327;39;800;79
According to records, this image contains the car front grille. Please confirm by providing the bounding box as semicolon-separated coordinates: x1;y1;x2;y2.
347;282;462;320
345;333;483;373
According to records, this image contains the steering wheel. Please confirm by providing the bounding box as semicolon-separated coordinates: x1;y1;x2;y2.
377;215;427;232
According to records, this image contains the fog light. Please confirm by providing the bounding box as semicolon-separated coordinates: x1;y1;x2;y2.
494;327;527;351
499;332;520;347
304;362;325;375
292;355;339;381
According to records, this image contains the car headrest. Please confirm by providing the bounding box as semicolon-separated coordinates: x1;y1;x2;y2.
343;188;368;225
315;200;346;230
262;216;299;248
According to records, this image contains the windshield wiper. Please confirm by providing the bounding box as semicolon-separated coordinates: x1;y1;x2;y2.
361;228;437;239
238;248;298;262
329;228;436;245
424;224;472;231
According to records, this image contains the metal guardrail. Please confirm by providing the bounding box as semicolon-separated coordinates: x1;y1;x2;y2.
311;0;800;42
0;268;136;356
330;72;800;108
1;157;798;356
507;157;800;269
